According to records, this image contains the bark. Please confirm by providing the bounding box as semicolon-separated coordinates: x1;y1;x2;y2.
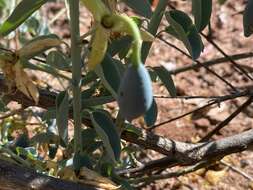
1;76;253;185
0;159;97;190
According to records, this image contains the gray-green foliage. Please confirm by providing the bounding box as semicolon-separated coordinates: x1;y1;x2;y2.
1;0;249;188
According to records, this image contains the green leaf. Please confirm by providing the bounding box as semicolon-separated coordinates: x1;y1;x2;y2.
188;25;203;59
165;26;180;40
42;107;56;121
108;36;132;57
81;83;98;99
13;133;29;148
123;123;142;136
0;0;48;36
243;0;253;37
1;121;12;142
153;66;177;97
90;110;121;163
100;162;114;177
56;91;69;146
16;147;37;160
112;175;134;190
48;144;58;159
165;10;203;59
130;16;143;27
192;0;212;32
122;0;152;18
81;128;103;153
82;96;115;108
46;51;71;70
73;152;93;170
144;99;158;127
0;0;5;8
95;54;121;99
21;59;70;81
81;71;98;86
81;128;97;142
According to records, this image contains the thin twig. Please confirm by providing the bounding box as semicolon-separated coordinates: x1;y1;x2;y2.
220;160;253;181
170;52;253;75
147;90;250;130
153;94;242;100
130;160;212;184
200;97;253;142
201;32;253;81
157;35;238;91
117;157;178;176
147;101;215;130
49;8;67;26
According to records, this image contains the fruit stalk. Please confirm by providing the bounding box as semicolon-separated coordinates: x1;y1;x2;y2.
102;14;142;67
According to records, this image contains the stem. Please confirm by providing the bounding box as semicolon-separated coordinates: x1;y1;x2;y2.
69;0;82;153
102;14;142;67
141;0;168;63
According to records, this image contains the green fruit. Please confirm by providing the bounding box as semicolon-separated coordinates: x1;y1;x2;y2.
117;63;153;121
243;0;253;37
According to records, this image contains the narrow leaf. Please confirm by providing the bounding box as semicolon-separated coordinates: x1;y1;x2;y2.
153;66;177;97
122;0;152;18
95;54;121;99
192;0;212;32
243;0;253;37
46;51;71;70
82;96;115;108
165;10;203;59
73;152;92;171
90;110;121;163
108;36;132;57
0;0;48;36
144;98;158;127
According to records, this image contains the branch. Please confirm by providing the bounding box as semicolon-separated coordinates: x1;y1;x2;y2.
200;97;253;142
148;90;250;130
1;76;253;162
116;157;179;176
0;159;97;190
170;52;253;75
130;160;212;184
2;76;253;186
201;32;253;81
220;160;253;181
122;127;253;163
157;35;238;91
